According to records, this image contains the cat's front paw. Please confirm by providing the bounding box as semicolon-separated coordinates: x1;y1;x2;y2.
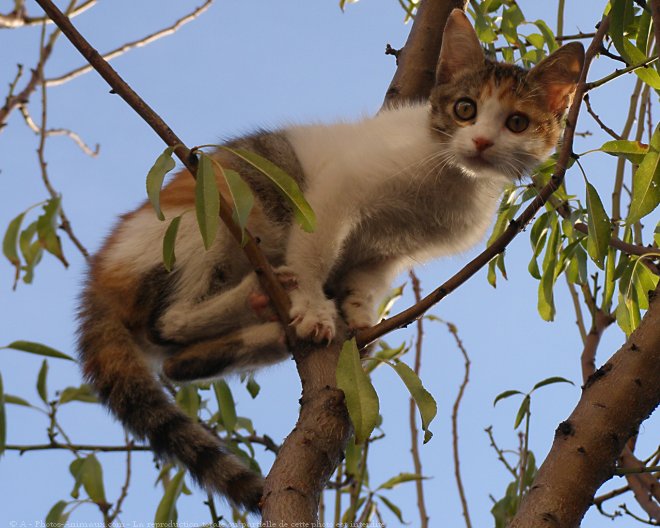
341;294;377;331
289;291;337;343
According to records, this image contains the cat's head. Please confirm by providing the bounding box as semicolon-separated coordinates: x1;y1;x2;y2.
429;9;584;181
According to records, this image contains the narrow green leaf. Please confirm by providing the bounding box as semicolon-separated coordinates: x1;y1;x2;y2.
222;146;316;232
600;139;648;164
4;394;31;406
531;376;574;392
364;342;407;374
0;372;5;456
522;451;537;488
81;454;106;503
585;182;611;269
493;389;523;407
376;284;405;320
37;359;48;404
537;222;560;321
162;214;183;272
59;384;98;404
534;20;558;52
390;360;437;443
236;417;255;435
19;221;42;284
213;380;237;433
2;340;74;361
195;153;220;250
3;211;25;270
654;222;660;247
378;495;407;524
336;338;379;444
616;293;635;335
146;147;175;221
246;375;260;399
154;469;185;524
637;9;652;55
45;501;70;526
628;125;660;224
513;395;531;429
222;168;254;245
377;472;425;491
69;458;85;499
633;261;660;310
36;196;66;264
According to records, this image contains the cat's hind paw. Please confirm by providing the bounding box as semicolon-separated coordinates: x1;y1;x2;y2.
289;292;336;343
341;294;377;332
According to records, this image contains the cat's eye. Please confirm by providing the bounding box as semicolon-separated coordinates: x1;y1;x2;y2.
506;113;529;133
454;98;477;121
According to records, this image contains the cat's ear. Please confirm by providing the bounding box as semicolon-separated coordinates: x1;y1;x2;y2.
528;42;585;114
435;9;484;84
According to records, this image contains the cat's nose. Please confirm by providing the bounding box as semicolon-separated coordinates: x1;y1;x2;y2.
472;137;494;152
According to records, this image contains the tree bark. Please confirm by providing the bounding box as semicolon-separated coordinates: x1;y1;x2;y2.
510;285;660;527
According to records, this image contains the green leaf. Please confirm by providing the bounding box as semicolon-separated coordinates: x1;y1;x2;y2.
537;221;560;321
3;211;25;274
533;20;558;52
531;376;574;392
390;360;437;443
81;454;107;503
36;196;66;265
344;437;361;477
222;168;254;246
2;340;74;361
522;451;537;488
245;375;260;399
154;469;185;524
19;221;42;284
637;9;652;55
585;182;611;269
600;139;648;165
213;380;237;433
616;292;639;336
222;146;316;232
195;153;220;250
472;1;497;43
336;338;379;444
4;394;31;406
37;359;48;404
162;214;183;272
632;260;660;310
0;372;5;456
146;147;175;221
514;395;531;429
378;495;407;524
59;384;98;404
69;458;84;499
493;389;523;407
376;284;405;320
364;342;407;374
377;472;425;491
628;124;660;224
45;501;70;526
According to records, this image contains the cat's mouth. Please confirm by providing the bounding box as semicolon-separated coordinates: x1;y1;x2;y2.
458;152;494;171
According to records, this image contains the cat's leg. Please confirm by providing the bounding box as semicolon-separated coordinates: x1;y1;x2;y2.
163;322;287;382
339;259;402;331
157;272;275;344
283;193;356;343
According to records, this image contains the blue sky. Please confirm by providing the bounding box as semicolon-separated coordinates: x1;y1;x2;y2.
0;0;657;526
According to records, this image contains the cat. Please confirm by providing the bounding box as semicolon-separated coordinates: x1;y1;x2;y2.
77;9;584;513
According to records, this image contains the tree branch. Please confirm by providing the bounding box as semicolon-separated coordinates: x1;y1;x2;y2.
509;282;660;527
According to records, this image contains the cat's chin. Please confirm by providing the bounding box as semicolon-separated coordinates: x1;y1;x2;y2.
456;155;498;178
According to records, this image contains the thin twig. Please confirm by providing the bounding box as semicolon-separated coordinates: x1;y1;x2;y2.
586;56;659;91
485;426;518;479
0;0;95;28
5;442;150;453
408;270;429;528
46;0;214;87
448;321;472;528
107;433;133;524
565;277;588;345
583;94;622;140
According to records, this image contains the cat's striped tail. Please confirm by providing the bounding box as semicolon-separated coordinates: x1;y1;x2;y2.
77;288;263;512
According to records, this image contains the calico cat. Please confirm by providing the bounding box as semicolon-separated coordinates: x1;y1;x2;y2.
78;9;584;512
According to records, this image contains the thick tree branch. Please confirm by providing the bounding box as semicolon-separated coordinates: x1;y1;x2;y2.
509;283;660;527
382;0;467;107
